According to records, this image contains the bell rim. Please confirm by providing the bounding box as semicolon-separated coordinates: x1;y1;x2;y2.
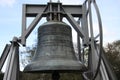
24;60;87;73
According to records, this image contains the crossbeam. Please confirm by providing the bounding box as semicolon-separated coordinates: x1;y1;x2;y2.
25;4;82;17
20;2;84;46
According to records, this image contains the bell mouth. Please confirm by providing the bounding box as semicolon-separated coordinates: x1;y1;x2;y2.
24;59;87;73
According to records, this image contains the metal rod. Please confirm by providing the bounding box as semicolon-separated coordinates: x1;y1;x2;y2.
50;0;52;2
49;3;52;21
57;3;61;21
6;44;16;80
10;43;19;80
58;0;60;3
3;38;19;80
0;44;11;71
21;4;26;46
66;13;84;38
77;18;81;61
82;3;89;46
77;34;81;61
88;0;95;77
82;47;85;63
25;13;43;39
92;1;103;79
3;43;14;80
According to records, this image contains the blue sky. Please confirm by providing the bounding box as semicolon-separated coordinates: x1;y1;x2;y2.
0;0;120;55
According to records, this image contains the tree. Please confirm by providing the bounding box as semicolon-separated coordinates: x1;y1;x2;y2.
104;40;120;79
20;46;36;67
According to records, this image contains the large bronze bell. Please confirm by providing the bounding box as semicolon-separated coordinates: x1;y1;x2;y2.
24;21;86;72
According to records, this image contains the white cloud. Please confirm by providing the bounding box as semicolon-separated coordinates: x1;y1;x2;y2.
0;0;16;6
